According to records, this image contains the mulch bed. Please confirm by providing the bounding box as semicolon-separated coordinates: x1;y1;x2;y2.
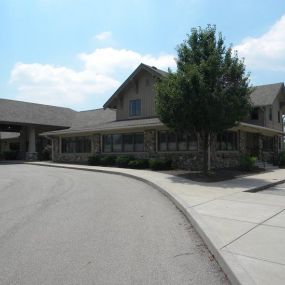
160;168;265;183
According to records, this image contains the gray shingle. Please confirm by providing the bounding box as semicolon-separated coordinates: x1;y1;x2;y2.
0;98;76;127
250;83;284;106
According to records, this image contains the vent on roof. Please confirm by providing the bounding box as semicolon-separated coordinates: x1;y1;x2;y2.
151;66;157;70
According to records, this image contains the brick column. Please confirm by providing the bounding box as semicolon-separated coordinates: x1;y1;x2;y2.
92;134;101;153
239;131;247;155
144;130;156;155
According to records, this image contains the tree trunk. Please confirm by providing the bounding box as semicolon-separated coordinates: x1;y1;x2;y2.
202;132;209;175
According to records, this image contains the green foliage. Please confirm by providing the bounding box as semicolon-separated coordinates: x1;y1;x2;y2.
115;155;135;168
38;145;51;161
239;155;257;171
149;159;172;170
3;150;18;160
88;154;102;166
100;155;116;166
155;25;252;173
278;151;285;167
128;159;149;169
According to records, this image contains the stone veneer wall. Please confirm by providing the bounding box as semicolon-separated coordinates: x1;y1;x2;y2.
51;130;263;170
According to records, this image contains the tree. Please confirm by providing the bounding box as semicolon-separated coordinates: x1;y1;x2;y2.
155;25;252;174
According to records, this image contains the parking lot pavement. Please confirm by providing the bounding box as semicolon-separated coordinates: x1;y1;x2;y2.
0;163;228;285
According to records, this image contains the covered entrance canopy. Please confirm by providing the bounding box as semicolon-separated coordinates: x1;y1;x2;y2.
0;99;76;160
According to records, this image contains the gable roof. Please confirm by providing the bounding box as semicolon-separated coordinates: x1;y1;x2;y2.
42;108;116;136
0;98;76;127
103;63;168;109
250;82;284;106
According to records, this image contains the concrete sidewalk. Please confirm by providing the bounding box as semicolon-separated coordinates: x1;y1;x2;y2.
27;162;285;285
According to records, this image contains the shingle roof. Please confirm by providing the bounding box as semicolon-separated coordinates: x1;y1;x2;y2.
250;82;284;106
0;98;76;127
103;63;168;109
42;116;162;136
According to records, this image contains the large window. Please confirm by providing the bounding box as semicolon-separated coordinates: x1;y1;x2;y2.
263;136;274;151
217;131;238;151
129;99;141;116
103;133;144;152
158;131;198;151
61;136;91;153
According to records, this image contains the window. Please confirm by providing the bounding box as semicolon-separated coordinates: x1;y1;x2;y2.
217;132;237;151
129;99;141;116
62;136;91;153
251;108;259;120
103;133;144;152
263;136;274;151
158;131;198;151
269;106;272;121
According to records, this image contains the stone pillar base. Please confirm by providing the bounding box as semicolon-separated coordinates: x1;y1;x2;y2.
26;152;38;161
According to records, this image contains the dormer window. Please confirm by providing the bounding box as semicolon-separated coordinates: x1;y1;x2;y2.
129;99;141;117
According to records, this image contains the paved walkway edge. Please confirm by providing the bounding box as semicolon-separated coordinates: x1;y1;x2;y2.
26;162;280;285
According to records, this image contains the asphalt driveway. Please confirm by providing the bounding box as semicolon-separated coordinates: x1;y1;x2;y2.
0;163;228;285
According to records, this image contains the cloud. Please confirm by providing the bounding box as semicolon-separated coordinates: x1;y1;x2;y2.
10;48;175;109
235;14;285;72
94;31;112;41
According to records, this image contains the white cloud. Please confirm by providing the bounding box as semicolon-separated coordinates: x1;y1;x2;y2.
235;14;285;72
10;48;175;109
94;31;112;41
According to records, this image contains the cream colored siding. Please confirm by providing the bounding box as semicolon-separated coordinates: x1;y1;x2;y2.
116;70;157;120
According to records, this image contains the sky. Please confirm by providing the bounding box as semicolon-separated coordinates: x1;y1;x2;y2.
1;0;285;111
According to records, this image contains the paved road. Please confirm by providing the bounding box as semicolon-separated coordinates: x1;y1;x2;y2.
261;181;285;196
0;164;228;285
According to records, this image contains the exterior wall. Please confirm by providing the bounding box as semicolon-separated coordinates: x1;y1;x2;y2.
116;70;157;120
51;130;244;170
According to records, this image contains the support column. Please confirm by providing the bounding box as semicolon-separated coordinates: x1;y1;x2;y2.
19;127;27;159
144;130;156;156
26;126;38;160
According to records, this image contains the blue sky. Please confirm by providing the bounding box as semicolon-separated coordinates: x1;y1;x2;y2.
1;0;285;110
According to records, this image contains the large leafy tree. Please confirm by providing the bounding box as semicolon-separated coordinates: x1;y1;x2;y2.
155;25;252;174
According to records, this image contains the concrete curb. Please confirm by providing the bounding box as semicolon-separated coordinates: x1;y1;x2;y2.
25;162;280;285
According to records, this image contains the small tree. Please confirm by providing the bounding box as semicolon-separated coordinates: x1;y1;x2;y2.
155;25;252;174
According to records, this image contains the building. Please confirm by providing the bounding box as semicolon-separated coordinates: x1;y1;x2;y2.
1;63;285;169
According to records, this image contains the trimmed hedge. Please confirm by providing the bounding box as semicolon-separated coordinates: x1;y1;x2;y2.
116;155;134;168
100;155;116;166
149;159;172;170
128;159;149;169
239;155;257;171
88;154;102;166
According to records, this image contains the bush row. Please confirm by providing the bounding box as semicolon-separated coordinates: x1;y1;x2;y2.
88;154;172;170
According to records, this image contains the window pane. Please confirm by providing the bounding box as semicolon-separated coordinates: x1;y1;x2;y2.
123;134;134;152
134;133;144;151
103;135;112;152
129;99;141;116
188;134;198;151
178;133;187;151
112;134;122;152
168;132;177;151
159;131;167;151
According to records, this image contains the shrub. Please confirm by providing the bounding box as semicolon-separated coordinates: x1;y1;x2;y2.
278;151;285;167
88;154;102;166
100;155;116;166
149;158;172;170
128;159;149;169
3;150;18;160
239;155;257;171
115;155;134;168
39;145;51;161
